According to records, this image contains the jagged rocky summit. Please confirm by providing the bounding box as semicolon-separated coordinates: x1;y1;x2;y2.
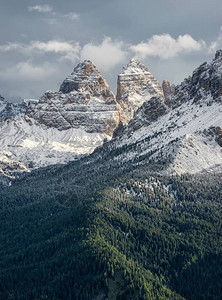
103;51;222;175
116;59;164;124
27;60;119;135
167;50;222;108
0;58;166;183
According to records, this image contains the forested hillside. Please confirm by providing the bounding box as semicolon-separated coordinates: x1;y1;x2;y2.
0;157;221;299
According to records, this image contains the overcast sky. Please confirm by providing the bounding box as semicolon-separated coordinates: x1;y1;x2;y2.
1;0;222;102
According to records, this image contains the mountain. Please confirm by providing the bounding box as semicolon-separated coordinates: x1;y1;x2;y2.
0;61;120;181
0;59;166;183
0;53;221;299
1;51;222;183
27;60;119;134
100;51;222;175
116;59;164;124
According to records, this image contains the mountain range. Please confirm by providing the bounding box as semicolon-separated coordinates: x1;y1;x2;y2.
0;50;221;183
0;51;221;299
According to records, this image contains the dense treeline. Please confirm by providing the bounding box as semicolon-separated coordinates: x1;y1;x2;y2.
0;156;221;299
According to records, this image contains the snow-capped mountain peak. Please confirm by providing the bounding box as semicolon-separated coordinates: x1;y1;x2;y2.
120;58;150;75
116;59;164;124
59;60;115;102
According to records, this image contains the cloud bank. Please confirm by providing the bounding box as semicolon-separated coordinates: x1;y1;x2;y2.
0;31;221;99
0;33;208;71
0;40;80;62
209;27;222;54
130;34;206;59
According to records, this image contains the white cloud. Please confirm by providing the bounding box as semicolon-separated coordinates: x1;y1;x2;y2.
0;43;22;52
30;40;80;61
14;61;55;79
28;5;53;13
80;37;128;71
0;60;64;99
44;18;57;25
28;5;79;22
130;34;205;59
0;40;80;62
0;61;56;81
209;26;222;53
64;13;80;21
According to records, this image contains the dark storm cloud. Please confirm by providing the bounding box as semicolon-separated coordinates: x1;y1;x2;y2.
0;0;222;101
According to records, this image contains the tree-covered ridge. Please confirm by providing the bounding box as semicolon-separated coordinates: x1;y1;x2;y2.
0;167;221;299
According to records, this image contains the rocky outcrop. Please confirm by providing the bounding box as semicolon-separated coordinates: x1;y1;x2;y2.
119;97;169;134
169;50;222;108
27;61;120;135
203;126;222;147
162;80;175;105
0;96;28;122
116;59;164;124
0;154;30;179
191;50;222;99
0;95;4;102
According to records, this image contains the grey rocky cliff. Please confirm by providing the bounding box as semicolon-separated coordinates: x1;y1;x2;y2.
113;97;169;138
162;80;175;105
27;60;120;135
168;50;222;108
116;59;164;124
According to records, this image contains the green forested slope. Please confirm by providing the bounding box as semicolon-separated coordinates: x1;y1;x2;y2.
0;161;221;299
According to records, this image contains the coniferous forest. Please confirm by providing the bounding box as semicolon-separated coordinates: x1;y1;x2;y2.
0;153;221;299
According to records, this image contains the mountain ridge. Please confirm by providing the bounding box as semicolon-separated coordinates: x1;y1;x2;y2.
0;51;222;182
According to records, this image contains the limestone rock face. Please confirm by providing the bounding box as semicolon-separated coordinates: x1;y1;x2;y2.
27;61;120;135
59;60;115;100
191;50;222;99
129;97;169;130
169;50;222;108
116;59;164;124
204;126;222;147
162;80;175;105
113;97;169;137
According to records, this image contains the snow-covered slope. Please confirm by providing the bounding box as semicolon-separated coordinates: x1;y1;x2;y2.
116;59;164;124
0;115;109;174
109;97;222;174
